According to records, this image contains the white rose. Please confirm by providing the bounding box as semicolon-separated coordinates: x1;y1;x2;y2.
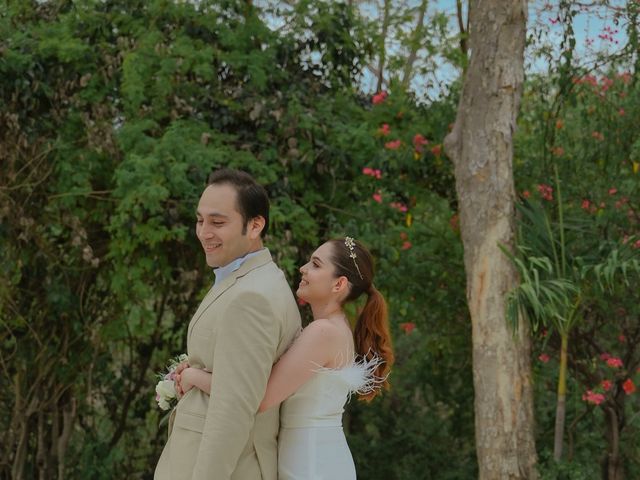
158;398;171;410
156;379;177;400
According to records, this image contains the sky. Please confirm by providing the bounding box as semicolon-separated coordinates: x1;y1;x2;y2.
357;0;632;99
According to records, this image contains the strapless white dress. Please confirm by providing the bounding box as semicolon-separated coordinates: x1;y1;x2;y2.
277;357;383;480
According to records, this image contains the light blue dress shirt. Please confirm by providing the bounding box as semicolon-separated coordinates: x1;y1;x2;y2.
213;248;265;287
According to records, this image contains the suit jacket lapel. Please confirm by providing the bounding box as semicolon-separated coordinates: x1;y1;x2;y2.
188;249;273;340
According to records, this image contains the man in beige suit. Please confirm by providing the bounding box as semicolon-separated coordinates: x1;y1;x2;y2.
155;169;301;480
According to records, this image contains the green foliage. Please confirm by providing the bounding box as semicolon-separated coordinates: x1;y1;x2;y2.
1;1;469;479
515;17;640;472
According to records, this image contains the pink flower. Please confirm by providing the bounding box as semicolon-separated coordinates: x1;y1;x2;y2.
537;184;554;201
634;239;640;249
412;133;429;152
623;379;636;395
401;241;412;250
619;108;625;116
362;167;382;179
606;357;623;368
601;380;613;391
390;202;408;213
378;124;391;136
385;139;402;150
538;353;550;363
372;192;383;203
400;322;416;334
581;199;591;211
582;390;605;405
600;352;611;361
608;187;618;195
372;91;388;105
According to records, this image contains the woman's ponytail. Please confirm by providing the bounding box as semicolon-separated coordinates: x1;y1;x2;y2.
353;285;394;401
329;238;395;401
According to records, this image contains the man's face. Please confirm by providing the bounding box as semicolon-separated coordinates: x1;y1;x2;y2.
196;184;253;268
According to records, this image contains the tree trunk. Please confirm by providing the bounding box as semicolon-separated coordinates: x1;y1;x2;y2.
376;0;391;92
604;406;624;480
455;0;468;64
401;0;429;88
553;333;568;460
443;1;537;478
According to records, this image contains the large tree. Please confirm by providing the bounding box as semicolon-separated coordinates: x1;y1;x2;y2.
443;1;538;478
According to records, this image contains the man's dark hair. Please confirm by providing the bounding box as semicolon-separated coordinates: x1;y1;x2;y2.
208;168;270;238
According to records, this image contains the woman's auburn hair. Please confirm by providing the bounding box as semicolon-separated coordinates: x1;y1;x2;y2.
328;238;394;401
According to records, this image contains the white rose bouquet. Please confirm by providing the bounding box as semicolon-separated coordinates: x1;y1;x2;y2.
155;353;188;411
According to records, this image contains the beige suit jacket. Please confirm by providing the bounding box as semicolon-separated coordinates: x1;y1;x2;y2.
155;249;301;480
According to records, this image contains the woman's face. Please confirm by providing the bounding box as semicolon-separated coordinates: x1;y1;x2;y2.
297;242;344;303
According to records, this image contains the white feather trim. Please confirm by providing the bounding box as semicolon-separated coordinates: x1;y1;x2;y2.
313;351;387;395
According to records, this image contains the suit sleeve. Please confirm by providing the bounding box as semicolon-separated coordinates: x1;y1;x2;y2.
191;291;278;480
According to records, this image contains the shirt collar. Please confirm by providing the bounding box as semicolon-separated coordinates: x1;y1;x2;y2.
213;248;265;287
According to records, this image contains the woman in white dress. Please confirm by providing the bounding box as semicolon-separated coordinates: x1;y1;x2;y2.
176;237;394;479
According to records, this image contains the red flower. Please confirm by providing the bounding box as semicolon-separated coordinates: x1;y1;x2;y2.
600;352;611;361
400;322;416;334
431;144;442;156
606;357;623;368
372;91;388;105
522;190;531;199
555;119;564;130
378;124;391;136
537;184;554;201
362;167;382;179
608;187;618;195
390;202;408;213
412;133;429;152
372;192;383;203
538;353;550;363
618;334;627;343
581;199;591;210
601;380;613;391
623;379;636;395
385;139;402;150
552;146;565;157
401;241;412;250
582;390;605;405
619;108;625;116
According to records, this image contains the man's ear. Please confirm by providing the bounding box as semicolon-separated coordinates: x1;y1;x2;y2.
247;216;266;240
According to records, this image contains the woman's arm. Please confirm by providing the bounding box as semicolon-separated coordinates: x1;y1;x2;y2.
258;319;343;412
176;367;212;396
177;319;344;412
